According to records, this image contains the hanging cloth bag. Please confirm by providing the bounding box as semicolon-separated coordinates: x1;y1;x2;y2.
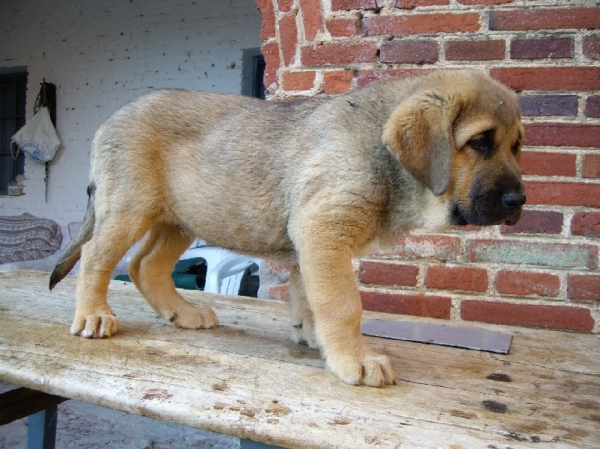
11;106;61;163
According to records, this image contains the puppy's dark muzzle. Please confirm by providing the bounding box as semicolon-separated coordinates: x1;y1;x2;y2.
452;177;527;227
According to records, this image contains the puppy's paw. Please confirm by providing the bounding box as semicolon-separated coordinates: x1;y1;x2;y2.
169;305;219;329
289;299;318;348
327;349;396;387
71;311;117;338
290;319;319;349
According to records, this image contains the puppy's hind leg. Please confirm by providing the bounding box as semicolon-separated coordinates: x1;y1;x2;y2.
128;223;219;329
73;219;150;338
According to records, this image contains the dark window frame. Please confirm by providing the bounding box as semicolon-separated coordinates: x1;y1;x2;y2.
0;71;28;195
241;48;265;100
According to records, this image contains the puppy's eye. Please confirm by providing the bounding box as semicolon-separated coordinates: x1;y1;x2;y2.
511;141;521;155
467;129;495;158
468;136;486;150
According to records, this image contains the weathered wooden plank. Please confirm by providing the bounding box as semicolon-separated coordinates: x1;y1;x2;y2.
0;271;598;448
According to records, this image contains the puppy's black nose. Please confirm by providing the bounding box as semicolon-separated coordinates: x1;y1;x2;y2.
503;192;526;208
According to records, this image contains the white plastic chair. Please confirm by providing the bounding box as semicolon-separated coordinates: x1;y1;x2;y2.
179;239;260;295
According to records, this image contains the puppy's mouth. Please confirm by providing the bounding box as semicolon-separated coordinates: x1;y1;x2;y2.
449;203;523;227
503;209;523;226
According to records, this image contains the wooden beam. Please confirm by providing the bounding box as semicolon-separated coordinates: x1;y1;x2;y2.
0;387;66;425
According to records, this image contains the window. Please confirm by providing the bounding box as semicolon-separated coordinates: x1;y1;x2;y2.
0;72;27;195
241;48;265;100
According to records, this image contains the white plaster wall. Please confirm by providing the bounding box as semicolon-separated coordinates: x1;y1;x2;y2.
0;0;262;226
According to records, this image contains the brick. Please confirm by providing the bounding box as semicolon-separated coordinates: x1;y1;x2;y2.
583;37;600;60
582;154;600;178
461;301;594;332
444;40;505;61
264;261;294;278
268;284;289;301
524;123;600;149
396;0;449;9
571;212;600;238
458;0;512;4
519;151;576;176
491;67;600;91
261;41;280;89
356;68;430;87
465;239;598;270
510;38;573;60
279;15;298;66
425;265;488;292
299;0;323;42
362;13;480;36
500;210;563;235
380;41;438;64
495;270;560;297
326;18;359;37
332;0;378;10
519;95;578;117
282;71;316;91
301;42;378;66
450;224;482;232
359;260;419;287
380;235;461;262
361;291;451;319
278;0;294;12
256;0;276;41
532;181;600;207
568;275;600;301
585;96;600;118
526;181;600;209
323;69;354;94
489;8;600;31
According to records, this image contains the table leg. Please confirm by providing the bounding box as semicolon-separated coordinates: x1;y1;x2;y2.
27;405;58;449
240;438;283;448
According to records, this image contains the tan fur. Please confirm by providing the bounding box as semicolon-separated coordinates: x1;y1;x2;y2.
50;70;525;387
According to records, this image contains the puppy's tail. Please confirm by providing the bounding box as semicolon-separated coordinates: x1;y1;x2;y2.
49;183;96;290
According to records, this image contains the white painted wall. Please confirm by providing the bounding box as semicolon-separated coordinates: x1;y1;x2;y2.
0;0;262;226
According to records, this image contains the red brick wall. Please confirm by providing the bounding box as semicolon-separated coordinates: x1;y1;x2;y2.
255;0;600;333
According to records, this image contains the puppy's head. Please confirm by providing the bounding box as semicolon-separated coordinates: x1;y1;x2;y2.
382;70;525;226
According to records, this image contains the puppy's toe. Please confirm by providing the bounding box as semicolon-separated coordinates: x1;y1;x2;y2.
171;306;219;329
70;317;85;336
362;354;396;387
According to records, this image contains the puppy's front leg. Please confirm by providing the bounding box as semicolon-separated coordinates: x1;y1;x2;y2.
297;243;396;387
288;265;318;348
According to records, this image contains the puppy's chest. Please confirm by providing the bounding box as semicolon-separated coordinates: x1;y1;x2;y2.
364;189;450;255
413;189;451;232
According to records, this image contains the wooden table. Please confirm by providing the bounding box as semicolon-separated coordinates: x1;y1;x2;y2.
1;270;599;448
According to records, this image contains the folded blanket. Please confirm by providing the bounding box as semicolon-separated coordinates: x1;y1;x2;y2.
0;213;62;264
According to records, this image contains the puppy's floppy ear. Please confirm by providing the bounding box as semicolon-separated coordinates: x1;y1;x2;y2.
382;92;462;196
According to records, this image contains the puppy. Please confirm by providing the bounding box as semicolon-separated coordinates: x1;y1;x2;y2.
50;70;525;387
